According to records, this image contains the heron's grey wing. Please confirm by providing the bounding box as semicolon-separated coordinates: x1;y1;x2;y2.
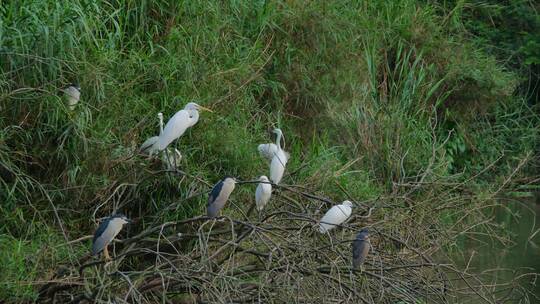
352;239;368;268
207;203;219;218
92;234;108;255
208;181;224;206
207;182;234;217
140;136;158;153
92;220;110;255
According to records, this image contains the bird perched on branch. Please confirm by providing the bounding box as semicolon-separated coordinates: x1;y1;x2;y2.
352;228;370;269
318;200;353;233
92;214;130;260
64;83;80;111
255;175;272;211
156;102;212;151
265;129;289;184
258;128;285;162
140;112;164;155
207;176;236;218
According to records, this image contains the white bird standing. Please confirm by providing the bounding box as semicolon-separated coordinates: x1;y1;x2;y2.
267;129;290;184
64;83;81;111
255;175;272;211
140;112;164;155
156;102;212;151
318;200;353;233
258;128;285;162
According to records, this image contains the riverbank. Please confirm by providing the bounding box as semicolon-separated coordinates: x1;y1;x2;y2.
1;1;538;302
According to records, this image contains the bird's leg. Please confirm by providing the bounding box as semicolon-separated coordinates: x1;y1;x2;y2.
163;149;170;170
103;246;111;261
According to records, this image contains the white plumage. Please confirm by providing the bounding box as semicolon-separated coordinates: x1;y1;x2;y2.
269;149;289;184
64;84;80;111
140;112;164;155
258;143;278;162
259;128;289;184
255;175;272;211
318;201;353;233
156;102;211;151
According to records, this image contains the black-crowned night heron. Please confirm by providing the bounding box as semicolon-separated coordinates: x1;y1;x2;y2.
140;112;164;155
92;214;130;260
352;228;370;269
318;200;353;233
207;176;236;218
156;102;212;151
255;175;272;211
64;83;80;111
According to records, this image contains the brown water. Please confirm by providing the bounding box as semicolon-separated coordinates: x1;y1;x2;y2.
449;197;540;303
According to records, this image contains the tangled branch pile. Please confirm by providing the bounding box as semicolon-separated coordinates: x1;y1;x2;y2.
37;159;536;303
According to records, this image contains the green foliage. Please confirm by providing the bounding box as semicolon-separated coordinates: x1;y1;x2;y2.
0;0;538;301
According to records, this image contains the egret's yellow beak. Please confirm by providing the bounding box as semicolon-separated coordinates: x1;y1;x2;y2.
198;105;213;113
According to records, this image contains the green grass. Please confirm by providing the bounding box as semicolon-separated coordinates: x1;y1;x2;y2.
0;0;538;302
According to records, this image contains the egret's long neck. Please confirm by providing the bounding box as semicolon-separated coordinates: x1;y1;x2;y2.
159;116;164;135
275;131;282;150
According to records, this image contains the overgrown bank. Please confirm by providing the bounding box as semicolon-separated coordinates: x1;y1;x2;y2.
0;1;538;302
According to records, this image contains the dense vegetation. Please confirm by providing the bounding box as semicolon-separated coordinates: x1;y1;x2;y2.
0;0;538;302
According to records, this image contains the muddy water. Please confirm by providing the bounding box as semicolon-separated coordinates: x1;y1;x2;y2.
450;197;540;303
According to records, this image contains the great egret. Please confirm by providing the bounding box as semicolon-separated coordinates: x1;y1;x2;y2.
140;112;164;155
352;228;370;269
318;200;353;233
64;83;80;111
207;176;236;218
156;102;212;151
162;147;182;170
255;175;272;211
92;214;130;260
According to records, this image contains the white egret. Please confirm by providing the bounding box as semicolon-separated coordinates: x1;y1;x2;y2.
64;83;80;111
139;112;164;155
264;129;289;184
269;149;289;184
156;102;212;151
258;128;286;162
207;176;236;218
92;214;131;260
318;200;353;233
255;175;272;211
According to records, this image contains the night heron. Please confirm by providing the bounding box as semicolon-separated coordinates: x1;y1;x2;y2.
156;102;212;151
255;175;272;211
207;176;236;218
64;83;80;111
318;200;353;233
352;228;370;269
140;112;164;155
92;214;130;260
